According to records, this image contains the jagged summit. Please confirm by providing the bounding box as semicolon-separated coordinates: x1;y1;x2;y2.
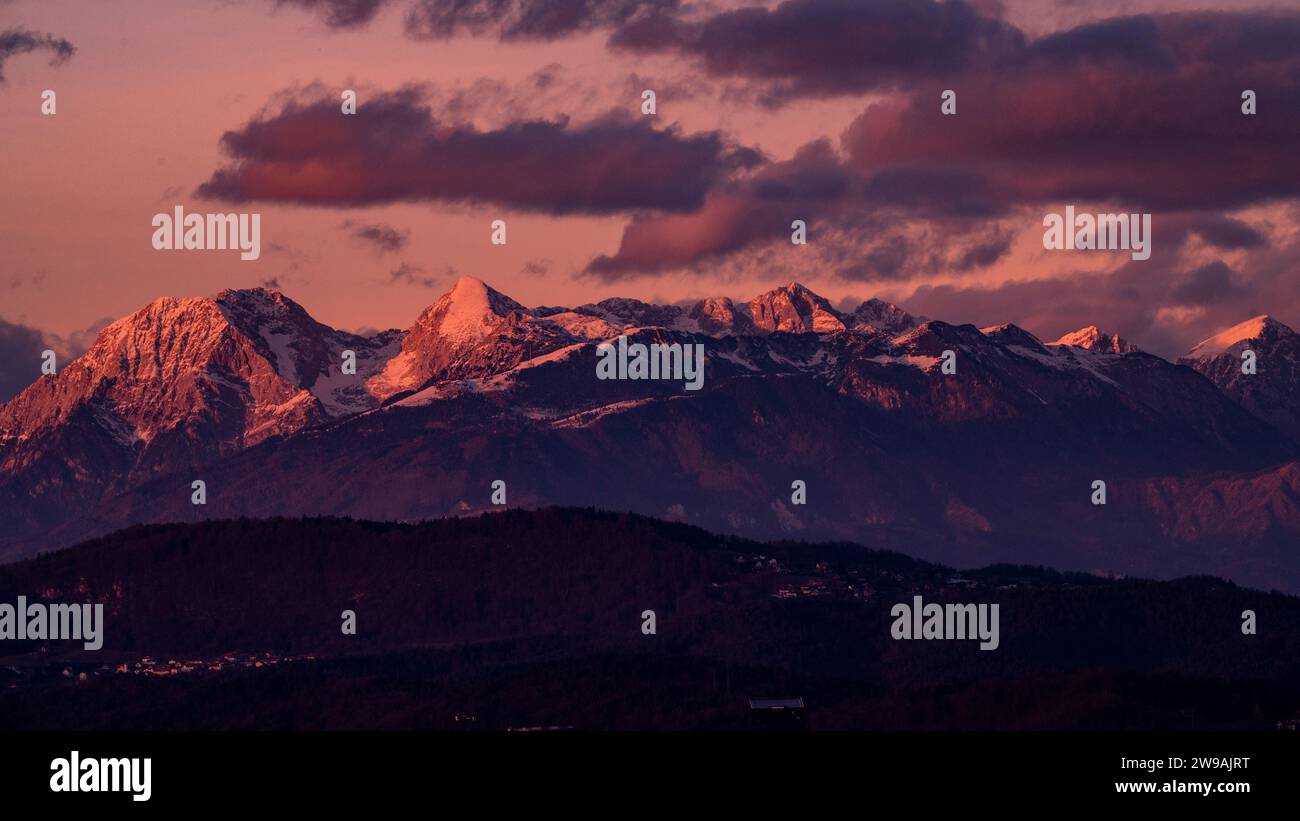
0;291;327;500
57;292;283;396
569;281;915;337
1051;325;1140;355
848;298;919;334
578;296;685;330
86;288;325;378
0;283;404;501
214;285;295;306
745;282;845;333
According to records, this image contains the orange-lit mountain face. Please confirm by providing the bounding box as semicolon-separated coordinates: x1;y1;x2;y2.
4;278;1300;592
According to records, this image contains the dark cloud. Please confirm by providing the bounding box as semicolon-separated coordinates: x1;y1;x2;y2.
520;258;550;276
585;139;1014;280
584;191;769;277
64;319;111;358
585;139;847;277
408;65;606;128
1170;261;1248;307
9;272;47;290
842;13;1300;213
404;0;678;41
1154;10;1300;66
262;0;1300;127
611;0;1023;104
0;318;47;403
0;27;75;83
954;234;1013;270
387;262;445;288
608;4;1300;107
0;316;106;403
834;221;1014;282
219;3;1300;312
343;219;408;253
1187;215;1265;250
580;7;1300;278
754;166;851;202
196;87;761;214
1019;14;1172;69
898;217;1300;360
273;0;390;28
861;168;1005;219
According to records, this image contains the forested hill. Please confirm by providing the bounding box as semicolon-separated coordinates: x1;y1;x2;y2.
2;508;1296;687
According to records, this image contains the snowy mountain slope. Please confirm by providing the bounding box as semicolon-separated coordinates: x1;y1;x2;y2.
1178;315;1300;444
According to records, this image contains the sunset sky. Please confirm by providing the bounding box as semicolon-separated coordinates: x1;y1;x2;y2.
4;0;1300;395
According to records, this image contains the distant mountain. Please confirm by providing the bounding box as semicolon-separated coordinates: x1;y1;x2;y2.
1051;326;1140;354
0;289;397;541
6;279;1300;592
847;297;920;334
744;282;845;333
569;282;915;337
1179;315;1300;444
367;276;566;401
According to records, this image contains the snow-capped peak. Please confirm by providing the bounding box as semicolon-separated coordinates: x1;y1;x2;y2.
1050;325;1140;355
419;276;525;341
1184;315;1288;361
367;277;540;400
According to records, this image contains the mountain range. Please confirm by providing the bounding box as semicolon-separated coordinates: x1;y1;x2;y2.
4;277;1300;592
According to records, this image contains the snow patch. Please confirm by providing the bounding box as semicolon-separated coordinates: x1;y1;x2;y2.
538;311;622;340
260;329;301;384
869;354;940;371
1008;344;1119;386
714;350;760;371
311;334;403;416
391;343;588;407
552;398;657;429
438;276;500;340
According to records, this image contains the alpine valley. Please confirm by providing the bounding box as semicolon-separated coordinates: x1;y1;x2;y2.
4;277;1300;594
